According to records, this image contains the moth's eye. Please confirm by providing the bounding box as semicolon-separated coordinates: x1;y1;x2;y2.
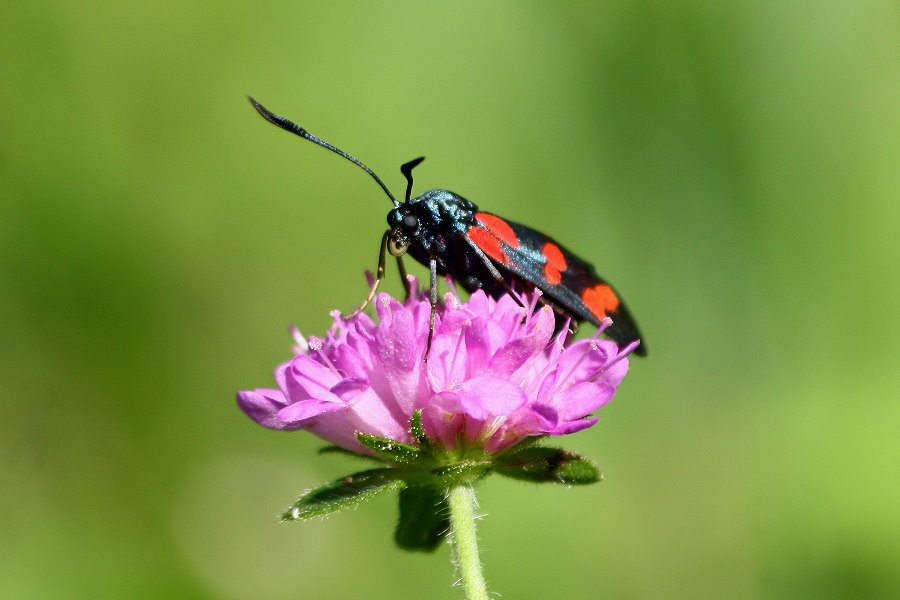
402;214;418;233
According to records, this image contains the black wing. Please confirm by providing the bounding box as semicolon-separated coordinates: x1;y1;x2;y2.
461;211;646;356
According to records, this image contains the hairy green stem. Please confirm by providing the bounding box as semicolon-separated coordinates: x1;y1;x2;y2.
447;485;489;600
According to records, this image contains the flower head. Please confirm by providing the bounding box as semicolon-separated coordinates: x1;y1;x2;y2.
238;279;635;456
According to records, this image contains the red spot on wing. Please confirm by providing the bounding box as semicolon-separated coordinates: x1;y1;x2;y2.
544;266;561;286
474;213;519;248
467;226;510;264
582;284;620;320
542;242;567;286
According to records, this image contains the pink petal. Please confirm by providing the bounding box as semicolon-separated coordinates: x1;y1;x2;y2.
483;403;556;453
274;361;290;391
598;350;631;387
422;392;467;448
491;293;526;332
343;388;409;443
463;319;492;375
556;381;615;420
333;344;369;379
276;398;344;423
529;402;559;426
425;331;469;392
286;354;341;403
329;378;373;403
555;340;614;381
466;289;491;315
551;417;600;435
236;388;299;430
488;305;554;377
374;296;424;413
302;382;409;451
455;376;527;416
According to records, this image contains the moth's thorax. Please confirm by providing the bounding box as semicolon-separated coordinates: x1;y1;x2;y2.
387;190;477;237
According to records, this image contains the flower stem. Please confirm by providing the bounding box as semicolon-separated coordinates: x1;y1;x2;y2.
447;484;489;600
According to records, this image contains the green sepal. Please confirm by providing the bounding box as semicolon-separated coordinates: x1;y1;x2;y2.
317;445;382;462
428;461;492;487
409;410;433;452
281;468;405;521
491;434;547;458
356;433;422;465
493;447;603;485
394;486;450;552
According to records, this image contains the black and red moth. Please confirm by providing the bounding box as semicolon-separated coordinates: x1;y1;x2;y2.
249;97;646;357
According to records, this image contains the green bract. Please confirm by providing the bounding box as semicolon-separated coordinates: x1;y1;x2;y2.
281;412;602;551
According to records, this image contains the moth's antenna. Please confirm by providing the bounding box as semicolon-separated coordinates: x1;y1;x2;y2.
248;96;399;207
400;157;425;203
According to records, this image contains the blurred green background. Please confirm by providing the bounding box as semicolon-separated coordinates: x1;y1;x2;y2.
2;1;897;599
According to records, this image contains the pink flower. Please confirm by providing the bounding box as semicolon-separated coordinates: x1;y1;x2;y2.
238;281;635;455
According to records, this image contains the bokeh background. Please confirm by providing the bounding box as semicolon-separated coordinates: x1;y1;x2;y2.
2;2;897;599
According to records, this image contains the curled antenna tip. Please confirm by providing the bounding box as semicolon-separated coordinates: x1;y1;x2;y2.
401;156;425;172
247;96;280;126
401;157;426;203
246;96;399;206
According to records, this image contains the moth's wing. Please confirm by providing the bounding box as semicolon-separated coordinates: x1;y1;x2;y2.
462;212;646;355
